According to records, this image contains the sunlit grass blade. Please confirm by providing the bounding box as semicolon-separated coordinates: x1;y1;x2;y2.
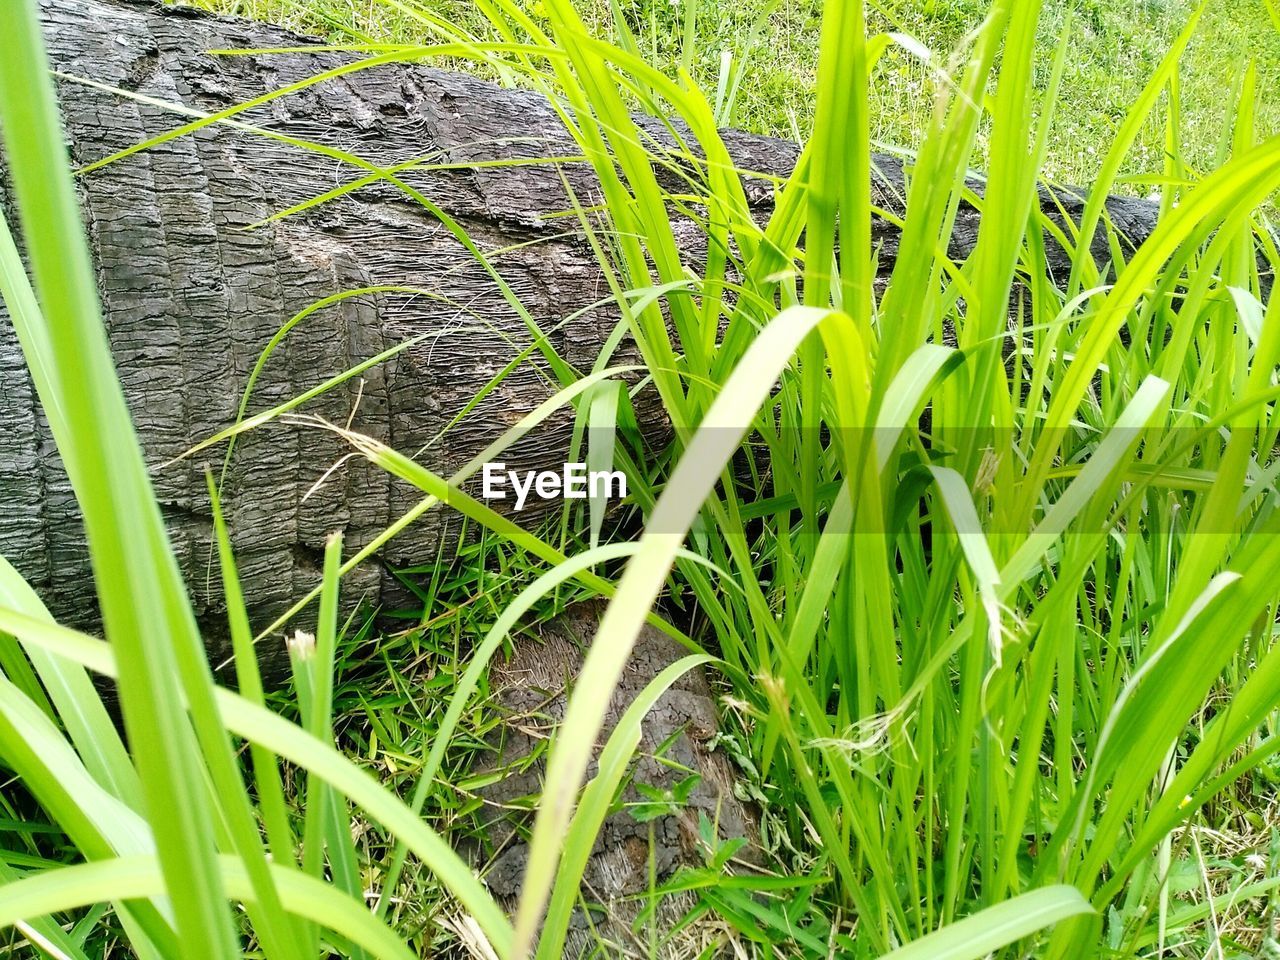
876;886;1092;960
511;305;849;955
0;609;516;955
0;855;419;960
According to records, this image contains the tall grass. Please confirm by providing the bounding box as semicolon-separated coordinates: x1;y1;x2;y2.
1;0;1279;957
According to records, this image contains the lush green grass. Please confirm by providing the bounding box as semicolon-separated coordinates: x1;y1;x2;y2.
3;0;1280;958
199;0;1280;187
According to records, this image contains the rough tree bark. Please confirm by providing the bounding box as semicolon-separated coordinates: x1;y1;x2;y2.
2;0;1166;681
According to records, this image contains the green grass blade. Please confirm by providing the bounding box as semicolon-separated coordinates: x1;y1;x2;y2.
0;855;420;960
877;886;1092;960
511;305;845;955
0;4;239;950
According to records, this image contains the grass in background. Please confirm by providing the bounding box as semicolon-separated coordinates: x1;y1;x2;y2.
2;0;1280;958
196;0;1280;187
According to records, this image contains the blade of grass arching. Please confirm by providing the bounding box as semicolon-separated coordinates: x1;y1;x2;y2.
1076;533;1280;898
875;886;1092;960
0;677;177;956
0;859;167;943
0;855;420;960
0;611;515;955
206;477;296;872
0;558;140;810
510;306;847;957
535;653;712;960
0;858;93;960
587;34;759;258
0;5;239;951
73;72;580;390
1020;138;1280;520
928;468;1001;653
875;345;962;468
214;285;447;489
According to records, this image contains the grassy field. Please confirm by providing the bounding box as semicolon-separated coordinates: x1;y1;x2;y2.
2;0;1280;958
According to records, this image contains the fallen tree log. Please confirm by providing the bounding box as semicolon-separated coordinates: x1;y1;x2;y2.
1;0;1168;680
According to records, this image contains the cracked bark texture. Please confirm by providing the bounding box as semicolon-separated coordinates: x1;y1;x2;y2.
3;0;1171;683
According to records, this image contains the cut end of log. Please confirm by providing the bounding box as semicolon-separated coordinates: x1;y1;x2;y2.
465;601;759;958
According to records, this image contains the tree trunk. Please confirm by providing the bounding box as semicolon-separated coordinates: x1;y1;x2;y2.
2;0;1165;681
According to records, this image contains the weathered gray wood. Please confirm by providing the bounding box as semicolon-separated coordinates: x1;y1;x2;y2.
2;0;1168;681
